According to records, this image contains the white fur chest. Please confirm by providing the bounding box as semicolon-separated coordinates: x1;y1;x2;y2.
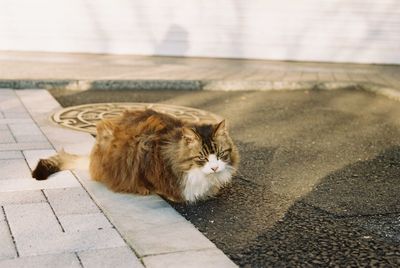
182;167;233;202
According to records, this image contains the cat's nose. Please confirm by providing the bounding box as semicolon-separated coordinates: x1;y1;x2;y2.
211;166;218;172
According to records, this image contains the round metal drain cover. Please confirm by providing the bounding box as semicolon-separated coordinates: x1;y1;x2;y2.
52;103;223;135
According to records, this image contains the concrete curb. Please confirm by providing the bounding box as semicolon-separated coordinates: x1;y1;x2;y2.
2;79;400;102
0;80;203;91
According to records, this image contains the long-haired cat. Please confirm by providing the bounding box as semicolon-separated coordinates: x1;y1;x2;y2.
32;109;239;203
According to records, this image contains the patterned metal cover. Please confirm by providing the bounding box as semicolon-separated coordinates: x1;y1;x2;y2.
51;103;223;135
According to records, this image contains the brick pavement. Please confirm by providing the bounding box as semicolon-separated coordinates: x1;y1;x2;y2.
0;89;144;267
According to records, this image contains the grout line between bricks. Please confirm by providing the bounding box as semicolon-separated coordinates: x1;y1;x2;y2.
1;206;20;258
5;124;17;144
41;189;65;233
75;252;84;268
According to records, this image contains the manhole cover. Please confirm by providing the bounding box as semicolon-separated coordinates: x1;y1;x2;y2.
52;103;223;135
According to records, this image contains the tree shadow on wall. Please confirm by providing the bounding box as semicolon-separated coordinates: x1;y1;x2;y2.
154;25;189;56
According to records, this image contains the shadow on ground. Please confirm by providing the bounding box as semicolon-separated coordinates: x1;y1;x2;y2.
233;146;400;267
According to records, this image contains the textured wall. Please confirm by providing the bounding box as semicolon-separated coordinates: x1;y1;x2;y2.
0;0;399;64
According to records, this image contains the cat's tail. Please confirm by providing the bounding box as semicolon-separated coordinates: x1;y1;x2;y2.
32;149;89;180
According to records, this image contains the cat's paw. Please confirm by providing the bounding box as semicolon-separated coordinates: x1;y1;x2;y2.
136;187;150;195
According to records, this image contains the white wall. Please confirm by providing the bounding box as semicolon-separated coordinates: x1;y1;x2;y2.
1;0;399;64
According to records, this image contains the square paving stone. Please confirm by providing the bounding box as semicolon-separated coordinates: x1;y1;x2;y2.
0;253;81;267
58;213;112;232
0;129;15;143
0;159;32;180
0;151;23;160
126;221;216;256
44;187;100;216
0;171;80;192
78;247;143;268
0;190;45;205
8;123;42;137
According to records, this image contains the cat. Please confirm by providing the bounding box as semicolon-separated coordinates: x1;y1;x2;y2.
32;109;239;203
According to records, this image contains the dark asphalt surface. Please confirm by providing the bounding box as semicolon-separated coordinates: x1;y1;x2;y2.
50;88;400;267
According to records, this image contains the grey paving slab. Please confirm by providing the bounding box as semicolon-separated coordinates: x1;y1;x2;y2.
4;203;63;238
142;248;237;268
1;112;31;119
300;71;318;81
0;159;31;180
0;190;45;205
126;221;216;256
8;123;43;137
317;72;335;81
15;91;94;155
332;72;351;82
0;171;80;192
15;135;48;143
0;253;81;268
78;247;143;268
0;141;52;151
44;187;100;216
0;89;13;95
39;125;94;154
0;208;17;260
0;95;25;112
18;228;126;257
382;75;400;88
0;118;32;124
4;203;125;256
76;176;186;232
368;74;389;85
15;90;62;116
0;129;15;143
349;73;370;82
0;150;23;160
282;72;302;82
108;205;187;233
58;213;112;232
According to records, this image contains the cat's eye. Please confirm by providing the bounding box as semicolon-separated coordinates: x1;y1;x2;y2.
197;155;208;161
218;149;231;159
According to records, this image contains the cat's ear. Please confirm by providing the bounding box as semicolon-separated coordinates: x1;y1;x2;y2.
182;127;199;144
213;120;226;137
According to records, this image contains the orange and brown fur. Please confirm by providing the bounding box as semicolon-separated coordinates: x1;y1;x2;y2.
33;109;239;203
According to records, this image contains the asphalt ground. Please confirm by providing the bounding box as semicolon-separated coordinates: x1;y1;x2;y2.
50;88;400;267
